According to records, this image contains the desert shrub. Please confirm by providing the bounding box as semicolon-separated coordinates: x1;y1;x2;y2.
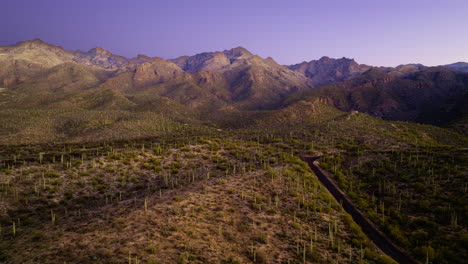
414;246;435;262
251;232;267;244
221;257;240;264
364;248;397;264
146;245;157;254
46;171;61;178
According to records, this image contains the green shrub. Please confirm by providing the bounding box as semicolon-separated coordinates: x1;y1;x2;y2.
364;248;397;264
46;172;60;178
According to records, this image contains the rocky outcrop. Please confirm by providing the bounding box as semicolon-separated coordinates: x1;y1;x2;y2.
288;56;371;87
168;47;312;109
133;58;185;88
284;67;468;128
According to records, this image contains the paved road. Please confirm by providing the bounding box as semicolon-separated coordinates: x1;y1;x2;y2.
302;156;420;264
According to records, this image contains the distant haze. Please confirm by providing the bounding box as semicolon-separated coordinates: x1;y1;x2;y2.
1;0;467;67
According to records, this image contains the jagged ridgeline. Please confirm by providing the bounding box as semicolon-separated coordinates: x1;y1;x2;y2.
0;39;467;145
0;39;467;264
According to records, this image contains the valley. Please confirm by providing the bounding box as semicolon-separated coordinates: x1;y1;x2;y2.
0;39;466;263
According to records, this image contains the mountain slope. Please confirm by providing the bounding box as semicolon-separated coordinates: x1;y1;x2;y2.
444;62;468;72
1;39;468;132
288;57;371;88
382;64;426;77
284;67;468;131
1;39;468;264
0;39;77;87
0;61;116;110
170;47;312;109
0;39;155;89
0;138;397;264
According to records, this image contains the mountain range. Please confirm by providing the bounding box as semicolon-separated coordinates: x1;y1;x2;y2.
1;39;467;264
1;39;467;137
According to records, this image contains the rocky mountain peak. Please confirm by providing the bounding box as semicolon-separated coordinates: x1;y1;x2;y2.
88;47;113;56
317;56;357;65
13;39;69;56
288;56;371;87
170;51;230;73
223;47;253;59
133;57;184;87
264;57;279;67
318;56;332;62
16;38;49;47
136;54;151;60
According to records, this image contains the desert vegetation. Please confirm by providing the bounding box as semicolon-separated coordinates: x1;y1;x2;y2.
320;148;467;263
0;38;467;264
0;134;400;263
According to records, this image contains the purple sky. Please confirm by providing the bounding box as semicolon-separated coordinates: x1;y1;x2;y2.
1;0;468;66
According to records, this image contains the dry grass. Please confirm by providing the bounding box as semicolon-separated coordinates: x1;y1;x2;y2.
0;140;385;263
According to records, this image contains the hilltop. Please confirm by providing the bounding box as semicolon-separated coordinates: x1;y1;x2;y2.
0;39;467;264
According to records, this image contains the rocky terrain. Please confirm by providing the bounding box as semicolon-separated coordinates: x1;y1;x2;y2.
0;39;467;264
1;39;466;133
287;56;371;88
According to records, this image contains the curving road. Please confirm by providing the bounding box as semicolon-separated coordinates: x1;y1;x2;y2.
302;156;420;264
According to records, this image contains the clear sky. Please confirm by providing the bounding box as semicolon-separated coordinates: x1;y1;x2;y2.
1;0;467;66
